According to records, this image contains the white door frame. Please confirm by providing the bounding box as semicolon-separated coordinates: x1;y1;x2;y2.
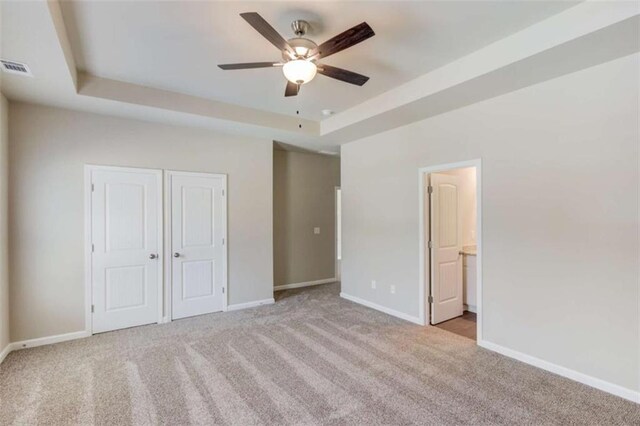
164;170;228;321
418;159;482;342
334;186;341;281
84;164;164;334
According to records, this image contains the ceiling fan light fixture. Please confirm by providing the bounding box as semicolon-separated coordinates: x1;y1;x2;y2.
286;37;317;59
283;59;317;85
294;46;310;57
219;13;374;97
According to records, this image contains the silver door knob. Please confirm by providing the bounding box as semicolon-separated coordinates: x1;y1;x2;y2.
174;252;180;258
149;254;157;259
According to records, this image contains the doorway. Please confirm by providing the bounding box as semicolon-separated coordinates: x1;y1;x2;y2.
85;165;164;333
419;160;482;341
86;166;228;334
165;171;228;320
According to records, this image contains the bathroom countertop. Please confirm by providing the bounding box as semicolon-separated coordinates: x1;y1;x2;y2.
461;245;477;256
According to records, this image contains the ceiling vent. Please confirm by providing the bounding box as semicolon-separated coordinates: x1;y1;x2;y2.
0;59;33;77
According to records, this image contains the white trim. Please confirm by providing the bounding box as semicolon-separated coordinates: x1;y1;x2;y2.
226;298;275;312
84;165;164;335
418;159;482;339
335;186;342;281
165;171;229;320
0;343;11;364
464;304;477;314
164;171;172;321
84;166;93;334
10;331;90;352
340;292;423;325
478;339;639;404
0;331;92;365
274;278;336;292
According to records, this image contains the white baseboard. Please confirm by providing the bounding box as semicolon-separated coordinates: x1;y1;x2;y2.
0;330;91;365
478;340;639;404
0;343;10;364
274;278;337;291
340;292;425;325
464;304;477;313
226;298;275;312
10;330;91;351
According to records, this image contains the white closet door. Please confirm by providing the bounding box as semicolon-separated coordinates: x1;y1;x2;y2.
91;167;162;333
430;172;463;324
170;172;226;319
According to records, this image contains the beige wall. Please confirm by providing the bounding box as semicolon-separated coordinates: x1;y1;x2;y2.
0;0;9;354
8;102;273;341
273;149;340;286
0;95;8;352
341;54;639;392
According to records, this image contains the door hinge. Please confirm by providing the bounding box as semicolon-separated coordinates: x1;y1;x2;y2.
91;183;95;192
427;185;433;194
428;296;433;303
222;237;225;245
222;287;225;294
428;240;433;249
91;304;95;313
222;189;225;196
91;244;95;252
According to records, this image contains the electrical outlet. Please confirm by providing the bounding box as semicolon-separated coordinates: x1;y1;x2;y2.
390;285;396;294
314;227;320;234
371;280;376;289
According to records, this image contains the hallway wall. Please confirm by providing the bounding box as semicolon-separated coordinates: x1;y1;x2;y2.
273;149;340;288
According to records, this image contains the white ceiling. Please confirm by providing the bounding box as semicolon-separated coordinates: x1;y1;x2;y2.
2;1;637;152
59;1;577;120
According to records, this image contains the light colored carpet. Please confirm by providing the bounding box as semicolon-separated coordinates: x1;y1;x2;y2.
0;283;637;425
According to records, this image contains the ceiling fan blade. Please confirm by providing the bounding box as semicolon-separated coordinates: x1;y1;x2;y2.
240;12;294;55
318;64;369;86
285;81;300;97
218;62;280;70
311;22;375;59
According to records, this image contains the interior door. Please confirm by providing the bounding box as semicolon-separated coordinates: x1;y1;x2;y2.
170;172;226;319
430;172;463;324
90;167;162;333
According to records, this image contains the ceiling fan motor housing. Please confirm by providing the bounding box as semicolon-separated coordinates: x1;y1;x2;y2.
283;37;318;60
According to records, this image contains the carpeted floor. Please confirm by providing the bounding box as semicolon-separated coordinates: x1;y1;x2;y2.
0;283;637;425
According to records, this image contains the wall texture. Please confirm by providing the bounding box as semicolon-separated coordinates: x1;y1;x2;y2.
341;54;639;392
8;103;273;341
0;95;8;353
273;149;340;286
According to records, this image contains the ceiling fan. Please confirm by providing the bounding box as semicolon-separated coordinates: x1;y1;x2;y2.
218;12;375;97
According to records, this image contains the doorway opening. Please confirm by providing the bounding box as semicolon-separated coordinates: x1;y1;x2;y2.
419;160;482;342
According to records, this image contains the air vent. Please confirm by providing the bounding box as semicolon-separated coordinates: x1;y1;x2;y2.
0;59;33;77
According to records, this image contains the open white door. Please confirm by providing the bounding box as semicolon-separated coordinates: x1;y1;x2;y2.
429;173;463;324
169;172;227;320
90;167;162;334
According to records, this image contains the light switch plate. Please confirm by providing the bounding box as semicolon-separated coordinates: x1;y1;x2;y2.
314;227;320;234
390;285;396;294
